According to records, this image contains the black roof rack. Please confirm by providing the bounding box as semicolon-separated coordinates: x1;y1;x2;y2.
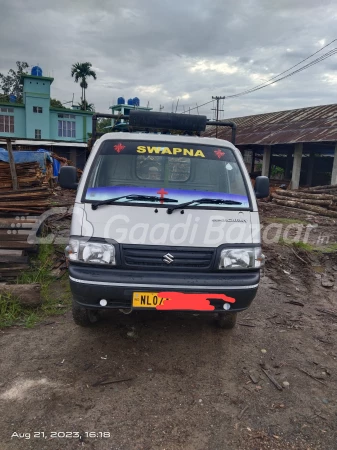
91;111;236;145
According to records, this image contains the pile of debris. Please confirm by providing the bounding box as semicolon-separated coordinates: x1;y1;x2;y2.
271;184;337;218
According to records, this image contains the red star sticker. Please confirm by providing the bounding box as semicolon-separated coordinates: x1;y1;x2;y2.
114;143;126;153
214;149;225;159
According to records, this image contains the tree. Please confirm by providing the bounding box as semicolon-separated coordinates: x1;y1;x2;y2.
50;98;66;108
0;61;29;102
77;100;95;111
97;118;112;133
71;62;97;104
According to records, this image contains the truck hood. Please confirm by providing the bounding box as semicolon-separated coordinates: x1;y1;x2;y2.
70;203;260;247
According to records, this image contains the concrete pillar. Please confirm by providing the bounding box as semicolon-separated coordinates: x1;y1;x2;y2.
306;150;315;186
331;143;337;185
262;145;271;177
291;143;303;190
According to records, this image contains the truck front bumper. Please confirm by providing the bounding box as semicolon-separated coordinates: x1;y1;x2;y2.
69;265;260;313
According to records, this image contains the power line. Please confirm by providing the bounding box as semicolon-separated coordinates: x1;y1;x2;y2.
227;39;337;98
227;47;337;98
183;99;214;114
183;39;337;113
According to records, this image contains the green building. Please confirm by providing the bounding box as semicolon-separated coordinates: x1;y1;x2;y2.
0;66;93;169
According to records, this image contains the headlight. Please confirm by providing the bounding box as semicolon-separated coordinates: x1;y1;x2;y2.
65;238;116;265
219;247;264;270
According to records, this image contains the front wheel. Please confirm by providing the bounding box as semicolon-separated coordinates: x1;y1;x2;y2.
217;312;237;329
72;300;100;327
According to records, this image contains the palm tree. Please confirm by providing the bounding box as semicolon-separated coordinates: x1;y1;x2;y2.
71;62;97;103
77;100;95;111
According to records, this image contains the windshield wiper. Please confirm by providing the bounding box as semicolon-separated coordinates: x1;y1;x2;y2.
167;197;242;214
92;194;178;210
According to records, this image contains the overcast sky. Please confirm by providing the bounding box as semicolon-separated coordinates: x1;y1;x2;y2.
1;0;337;119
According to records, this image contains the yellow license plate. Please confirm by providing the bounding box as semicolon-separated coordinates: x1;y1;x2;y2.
132;292;169;308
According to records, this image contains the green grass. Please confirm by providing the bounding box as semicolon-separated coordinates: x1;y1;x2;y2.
0;294;25;328
265;217;308;225
320;243;337;253
278;237;337;254
17;243;55;285
292;241;315;252
0;244;71;329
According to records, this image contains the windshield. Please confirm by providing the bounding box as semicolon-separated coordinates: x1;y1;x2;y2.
85;139;250;208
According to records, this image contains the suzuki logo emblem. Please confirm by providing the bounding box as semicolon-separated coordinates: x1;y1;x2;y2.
163;253;174;264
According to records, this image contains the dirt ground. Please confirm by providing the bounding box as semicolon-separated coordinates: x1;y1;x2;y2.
0;202;337;450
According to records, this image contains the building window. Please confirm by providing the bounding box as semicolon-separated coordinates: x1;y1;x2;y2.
57;113;75;119
0;115;14;133
33;106;43;113
1;107;14;113
58;120;75;138
35;129;41;139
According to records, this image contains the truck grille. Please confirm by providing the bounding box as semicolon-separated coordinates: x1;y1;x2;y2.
121;245;215;271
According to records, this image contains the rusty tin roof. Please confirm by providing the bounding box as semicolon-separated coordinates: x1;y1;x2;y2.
204;103;337;145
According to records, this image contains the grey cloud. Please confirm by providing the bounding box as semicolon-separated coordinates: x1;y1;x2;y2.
0;0;336;118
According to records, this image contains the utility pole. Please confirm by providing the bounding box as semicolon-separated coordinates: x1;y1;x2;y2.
211;96;225;138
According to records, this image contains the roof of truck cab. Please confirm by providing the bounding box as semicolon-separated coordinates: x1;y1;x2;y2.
95;132;236;150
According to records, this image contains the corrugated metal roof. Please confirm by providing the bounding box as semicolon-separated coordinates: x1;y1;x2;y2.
204;103;337;145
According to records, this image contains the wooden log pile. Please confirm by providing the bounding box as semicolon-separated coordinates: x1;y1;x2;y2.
0;187;51;214
271;184;337;218
0;161;46;189
0;215;38;280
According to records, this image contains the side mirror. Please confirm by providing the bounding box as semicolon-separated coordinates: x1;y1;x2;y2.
58;166;78;190
254;176;269;199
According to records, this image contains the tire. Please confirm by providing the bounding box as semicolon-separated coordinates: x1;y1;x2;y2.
72;300;100;327
217;312;237;329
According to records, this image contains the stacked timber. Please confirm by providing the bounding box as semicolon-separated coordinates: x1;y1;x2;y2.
0;188;51;214
271;184;337;218
0;215;38;280
0;161;44;189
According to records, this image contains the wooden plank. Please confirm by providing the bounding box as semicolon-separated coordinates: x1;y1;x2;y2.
0;224;35;230
0;284;41;305
0;201;49;207
0;234;31;241
0;249;23;256
0;208;46;213
0;241;36;250
0;218;37;224
0;219;36;230
0;230;30;235
0;187;47;195
0;255;29;264
0;265;29;272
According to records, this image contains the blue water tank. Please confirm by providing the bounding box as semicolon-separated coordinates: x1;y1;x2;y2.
31;66;43;77
133;97;140;106
127;98;134;106
9;94;17;103
117;97;125;105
